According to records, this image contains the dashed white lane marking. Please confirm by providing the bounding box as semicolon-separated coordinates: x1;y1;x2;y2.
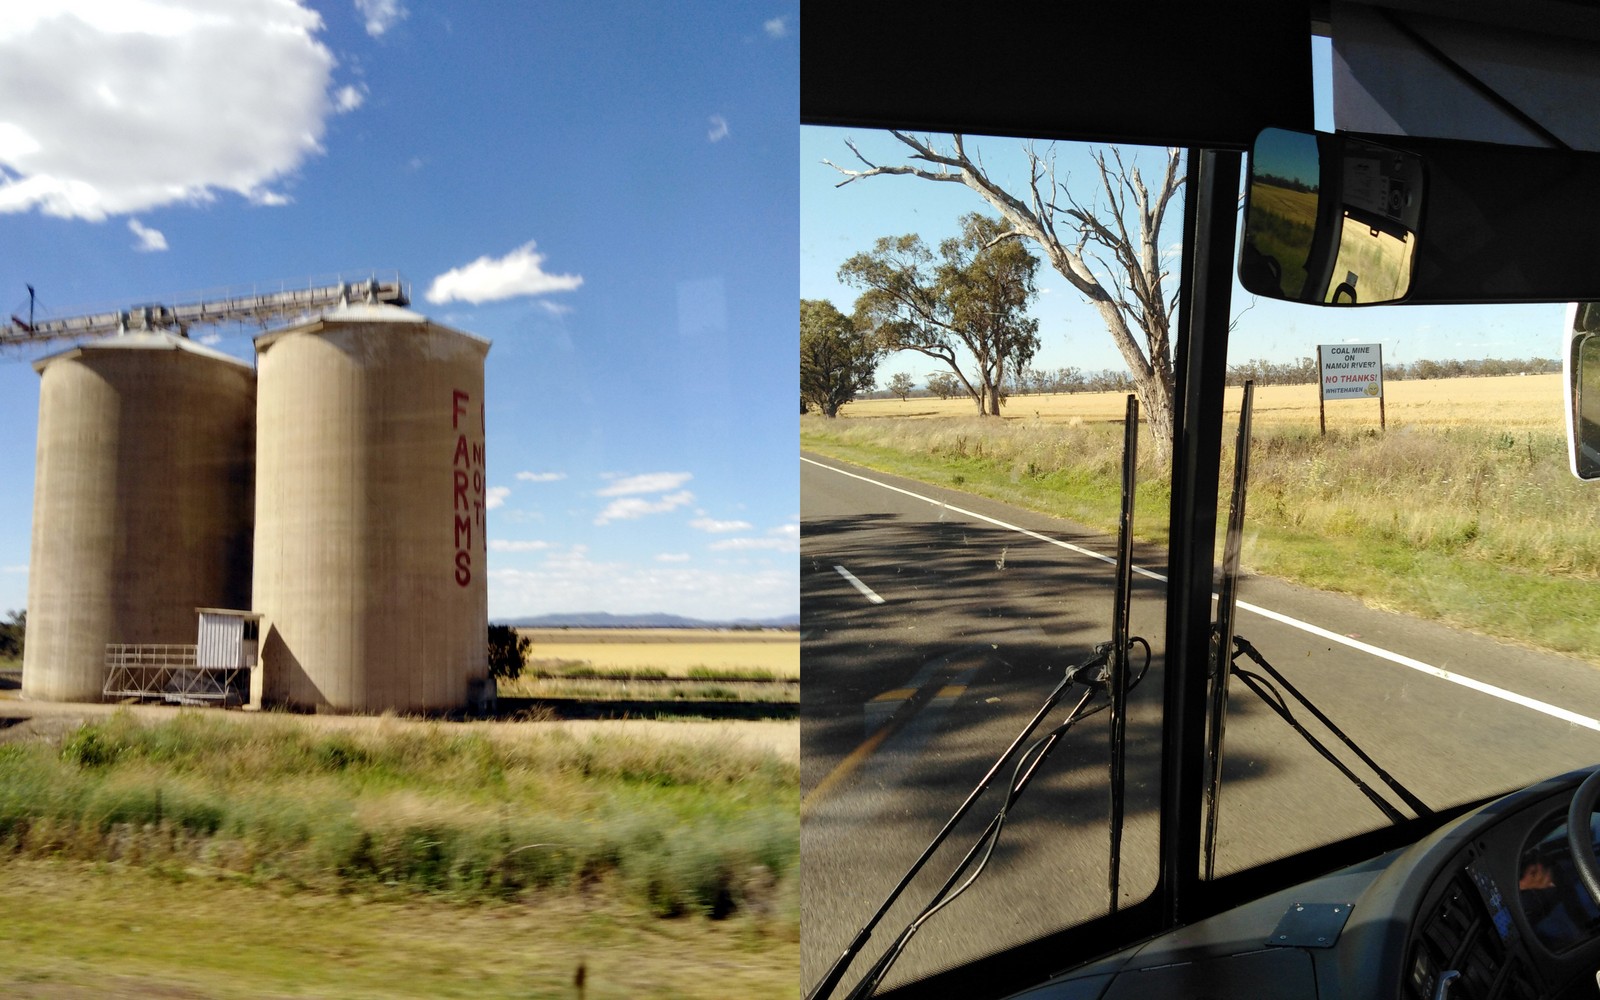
834;564;886;605
803;456;1600;734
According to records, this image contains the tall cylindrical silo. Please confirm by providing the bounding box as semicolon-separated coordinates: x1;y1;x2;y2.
252;303;490;713
22;334;256;702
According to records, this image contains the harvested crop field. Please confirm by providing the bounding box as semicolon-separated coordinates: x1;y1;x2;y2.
516;628;800;679
844;373;1564;432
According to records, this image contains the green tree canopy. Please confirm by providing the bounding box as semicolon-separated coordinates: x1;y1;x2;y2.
801;298;882;418
486;624;529;681
841;213;1039;416
0;609;24;660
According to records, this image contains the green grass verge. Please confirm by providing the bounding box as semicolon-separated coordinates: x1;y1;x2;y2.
0;857;796;999
0;711;798;930
803;417;1600;661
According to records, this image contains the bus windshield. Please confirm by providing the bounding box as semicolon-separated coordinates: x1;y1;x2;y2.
800;123;1600;996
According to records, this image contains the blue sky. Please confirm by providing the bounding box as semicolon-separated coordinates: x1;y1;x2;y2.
800;36;1566;391
0;1;798;622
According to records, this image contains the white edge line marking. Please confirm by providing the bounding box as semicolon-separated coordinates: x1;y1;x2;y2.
803;455;1600;733
834;564;886;605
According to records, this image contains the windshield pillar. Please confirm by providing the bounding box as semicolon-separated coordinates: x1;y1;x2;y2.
1160;146;1240;927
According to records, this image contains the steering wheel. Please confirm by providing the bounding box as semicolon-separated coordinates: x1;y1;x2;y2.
1565;769;1600;903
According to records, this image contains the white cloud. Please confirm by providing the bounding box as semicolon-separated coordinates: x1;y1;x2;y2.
1;565;26;574
707;523;800;554
537;300;573;317
707;115;730;143
594;490;694;526
0;1;349;220
197;332;222;346
763;17;787;38
690;517;752;533
656;553;690;563
355;0;406;37
515;471;566;483
709;536;796;552
333;84;366;113
127;218;166;252
485;486;510;510
424;241;583;305
597;471;692;497
489;539;550;553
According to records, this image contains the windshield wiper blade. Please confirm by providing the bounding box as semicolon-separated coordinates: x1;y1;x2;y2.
1203;381;1254;879
1107;395;1139;912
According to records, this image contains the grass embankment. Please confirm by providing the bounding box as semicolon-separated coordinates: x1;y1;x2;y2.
804;376;1600;660
0;857;792;999
0;711;798;931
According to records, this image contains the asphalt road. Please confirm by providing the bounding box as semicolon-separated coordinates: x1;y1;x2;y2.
800;452;1600;996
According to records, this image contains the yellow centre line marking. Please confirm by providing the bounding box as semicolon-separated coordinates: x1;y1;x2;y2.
801;655;985;817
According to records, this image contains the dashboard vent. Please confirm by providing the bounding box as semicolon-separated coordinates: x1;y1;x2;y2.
1408;870;1528;1000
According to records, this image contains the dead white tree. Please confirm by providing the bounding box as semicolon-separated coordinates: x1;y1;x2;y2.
827;133;1184;453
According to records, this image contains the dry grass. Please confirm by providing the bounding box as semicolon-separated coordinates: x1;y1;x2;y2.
517;629;800;679
0;700;801;762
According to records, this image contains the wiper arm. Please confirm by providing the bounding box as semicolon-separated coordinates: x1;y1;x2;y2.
806;646;1111;1000
843;683;1104;1000
1226;633;1433;823
835;637;1155;1000
809;396;1152;1000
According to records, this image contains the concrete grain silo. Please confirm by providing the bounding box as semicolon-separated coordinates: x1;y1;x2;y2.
22;334;256;702
251;303;490;713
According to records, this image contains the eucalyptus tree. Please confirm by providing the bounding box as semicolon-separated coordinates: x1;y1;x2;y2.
841;212;1040;416
801;298;882;418
829;134;1182;449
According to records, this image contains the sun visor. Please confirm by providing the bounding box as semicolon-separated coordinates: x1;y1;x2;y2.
1332;1;1600;151
802;0;1313;149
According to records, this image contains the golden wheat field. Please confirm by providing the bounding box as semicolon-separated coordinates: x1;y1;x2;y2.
845;373;1565;431
516;627;801;678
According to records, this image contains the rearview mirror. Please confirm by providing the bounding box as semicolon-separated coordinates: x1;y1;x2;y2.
1566;302;1600;480
1239;128;1424;306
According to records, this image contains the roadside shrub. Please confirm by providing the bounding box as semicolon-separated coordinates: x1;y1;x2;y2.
487;624;530;681
62;723;122;769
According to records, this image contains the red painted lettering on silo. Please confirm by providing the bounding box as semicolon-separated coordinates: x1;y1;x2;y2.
451;388;480;587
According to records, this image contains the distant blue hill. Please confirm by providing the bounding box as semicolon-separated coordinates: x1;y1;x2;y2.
495;611;798;629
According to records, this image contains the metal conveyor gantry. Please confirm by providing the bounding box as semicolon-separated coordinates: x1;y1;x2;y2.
2;273;409;349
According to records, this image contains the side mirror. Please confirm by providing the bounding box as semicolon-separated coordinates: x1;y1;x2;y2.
1565;303;1600;480
1239;128;1424;306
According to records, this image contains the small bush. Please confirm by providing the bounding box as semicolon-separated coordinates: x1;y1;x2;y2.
62;724;122;769
486;624;530;681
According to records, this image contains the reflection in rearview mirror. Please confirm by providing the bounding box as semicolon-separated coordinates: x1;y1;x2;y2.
1565;302;1600;480
1240;128;1423;306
